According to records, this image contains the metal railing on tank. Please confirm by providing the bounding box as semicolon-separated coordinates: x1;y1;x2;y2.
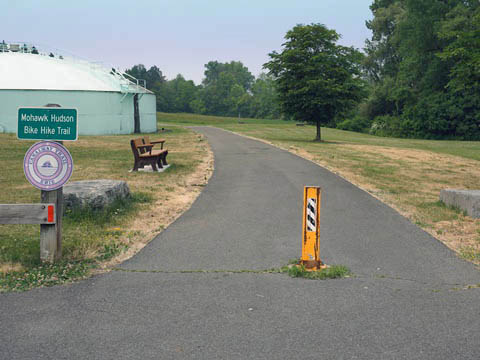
0;41;148;95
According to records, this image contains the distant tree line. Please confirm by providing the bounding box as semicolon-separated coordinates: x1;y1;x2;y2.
125;61;281;120
127;0;480;140
340;0;480;140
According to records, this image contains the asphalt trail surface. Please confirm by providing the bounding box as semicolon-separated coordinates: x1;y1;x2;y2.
1;127;479;359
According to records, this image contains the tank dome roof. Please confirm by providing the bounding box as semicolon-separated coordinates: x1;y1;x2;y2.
0;52;149;93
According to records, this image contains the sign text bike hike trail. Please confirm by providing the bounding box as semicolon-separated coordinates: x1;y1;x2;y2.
17;107;78;141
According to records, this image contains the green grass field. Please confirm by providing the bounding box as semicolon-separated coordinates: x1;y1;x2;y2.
0;127;210;291
158;112;480;263
158;112;480;161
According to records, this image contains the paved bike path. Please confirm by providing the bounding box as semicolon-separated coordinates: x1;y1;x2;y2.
124;127;479;285
1;127;479;359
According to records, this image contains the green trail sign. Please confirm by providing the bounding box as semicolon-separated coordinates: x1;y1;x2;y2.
17;107;78;141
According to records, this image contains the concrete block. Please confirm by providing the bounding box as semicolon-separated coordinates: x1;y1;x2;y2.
63;180;130;212
439;189;480;218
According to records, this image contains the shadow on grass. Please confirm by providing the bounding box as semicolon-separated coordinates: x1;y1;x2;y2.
268;137;345;145
64;192;152;226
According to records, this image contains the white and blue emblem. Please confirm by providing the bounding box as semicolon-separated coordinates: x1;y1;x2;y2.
24;141;73;191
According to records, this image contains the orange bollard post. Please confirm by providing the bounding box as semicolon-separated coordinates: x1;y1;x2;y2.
300;186;324;271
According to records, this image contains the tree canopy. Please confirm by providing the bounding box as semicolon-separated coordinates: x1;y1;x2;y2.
125;64;166;90
125;62;280;119
202;61;255;91
264;23;366;140
359;0;480;140
124;2;480;141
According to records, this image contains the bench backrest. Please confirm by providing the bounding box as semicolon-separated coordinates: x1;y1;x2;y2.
143;136;152;146
130;138;146;159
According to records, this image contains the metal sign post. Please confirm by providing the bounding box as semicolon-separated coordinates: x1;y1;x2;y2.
301;186;323;270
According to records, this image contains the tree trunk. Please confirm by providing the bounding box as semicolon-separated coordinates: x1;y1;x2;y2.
315;120;322;141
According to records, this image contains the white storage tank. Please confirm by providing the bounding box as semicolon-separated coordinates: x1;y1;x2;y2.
0;47;156;135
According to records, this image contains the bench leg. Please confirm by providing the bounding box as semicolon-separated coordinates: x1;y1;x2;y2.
132;160;139;171
162;152;168;166
151;159;158;172
156;157;164;169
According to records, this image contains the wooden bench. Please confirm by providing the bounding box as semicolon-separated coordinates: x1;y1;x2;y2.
130;137;168;172
143;136;165;152
142;136;169;166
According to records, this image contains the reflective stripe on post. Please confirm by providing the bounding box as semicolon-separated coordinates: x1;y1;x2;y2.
47;204;55;223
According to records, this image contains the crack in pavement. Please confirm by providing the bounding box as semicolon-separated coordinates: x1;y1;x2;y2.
111;267;480;292
112;267;285;275
368;274;480;292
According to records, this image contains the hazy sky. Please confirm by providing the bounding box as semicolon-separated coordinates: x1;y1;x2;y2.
1;0;373;84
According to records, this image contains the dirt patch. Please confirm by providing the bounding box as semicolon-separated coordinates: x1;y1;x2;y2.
0;263;25;274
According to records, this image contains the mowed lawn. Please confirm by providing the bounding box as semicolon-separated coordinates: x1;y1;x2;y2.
158;112;480;262
0;127;211;291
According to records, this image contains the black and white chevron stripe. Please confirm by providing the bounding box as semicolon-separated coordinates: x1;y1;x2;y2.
306;197;316;232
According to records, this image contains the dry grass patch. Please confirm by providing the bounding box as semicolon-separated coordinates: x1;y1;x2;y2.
0;127;213;289
210;124;480;263
0;263;25;274
274;142;480;262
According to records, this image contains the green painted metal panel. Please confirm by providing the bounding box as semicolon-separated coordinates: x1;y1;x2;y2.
18;107;78;140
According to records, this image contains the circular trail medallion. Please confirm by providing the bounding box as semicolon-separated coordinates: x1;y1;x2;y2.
24;141;73;191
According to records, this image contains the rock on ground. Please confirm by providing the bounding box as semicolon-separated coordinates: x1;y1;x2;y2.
440;189;480;218
63;180;130;212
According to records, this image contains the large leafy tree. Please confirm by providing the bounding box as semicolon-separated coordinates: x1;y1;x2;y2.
125;64;147;85
196;61;255;116
125;64;166;90
145;65;166;89
438;1;480;94
363;0;480;139
364;0;404;82
436;1;480;138
251;73;281;119
203;61;255;91
264;23;366;141
153;74;199;113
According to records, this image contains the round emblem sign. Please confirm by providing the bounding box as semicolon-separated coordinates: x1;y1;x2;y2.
24;141;73;191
